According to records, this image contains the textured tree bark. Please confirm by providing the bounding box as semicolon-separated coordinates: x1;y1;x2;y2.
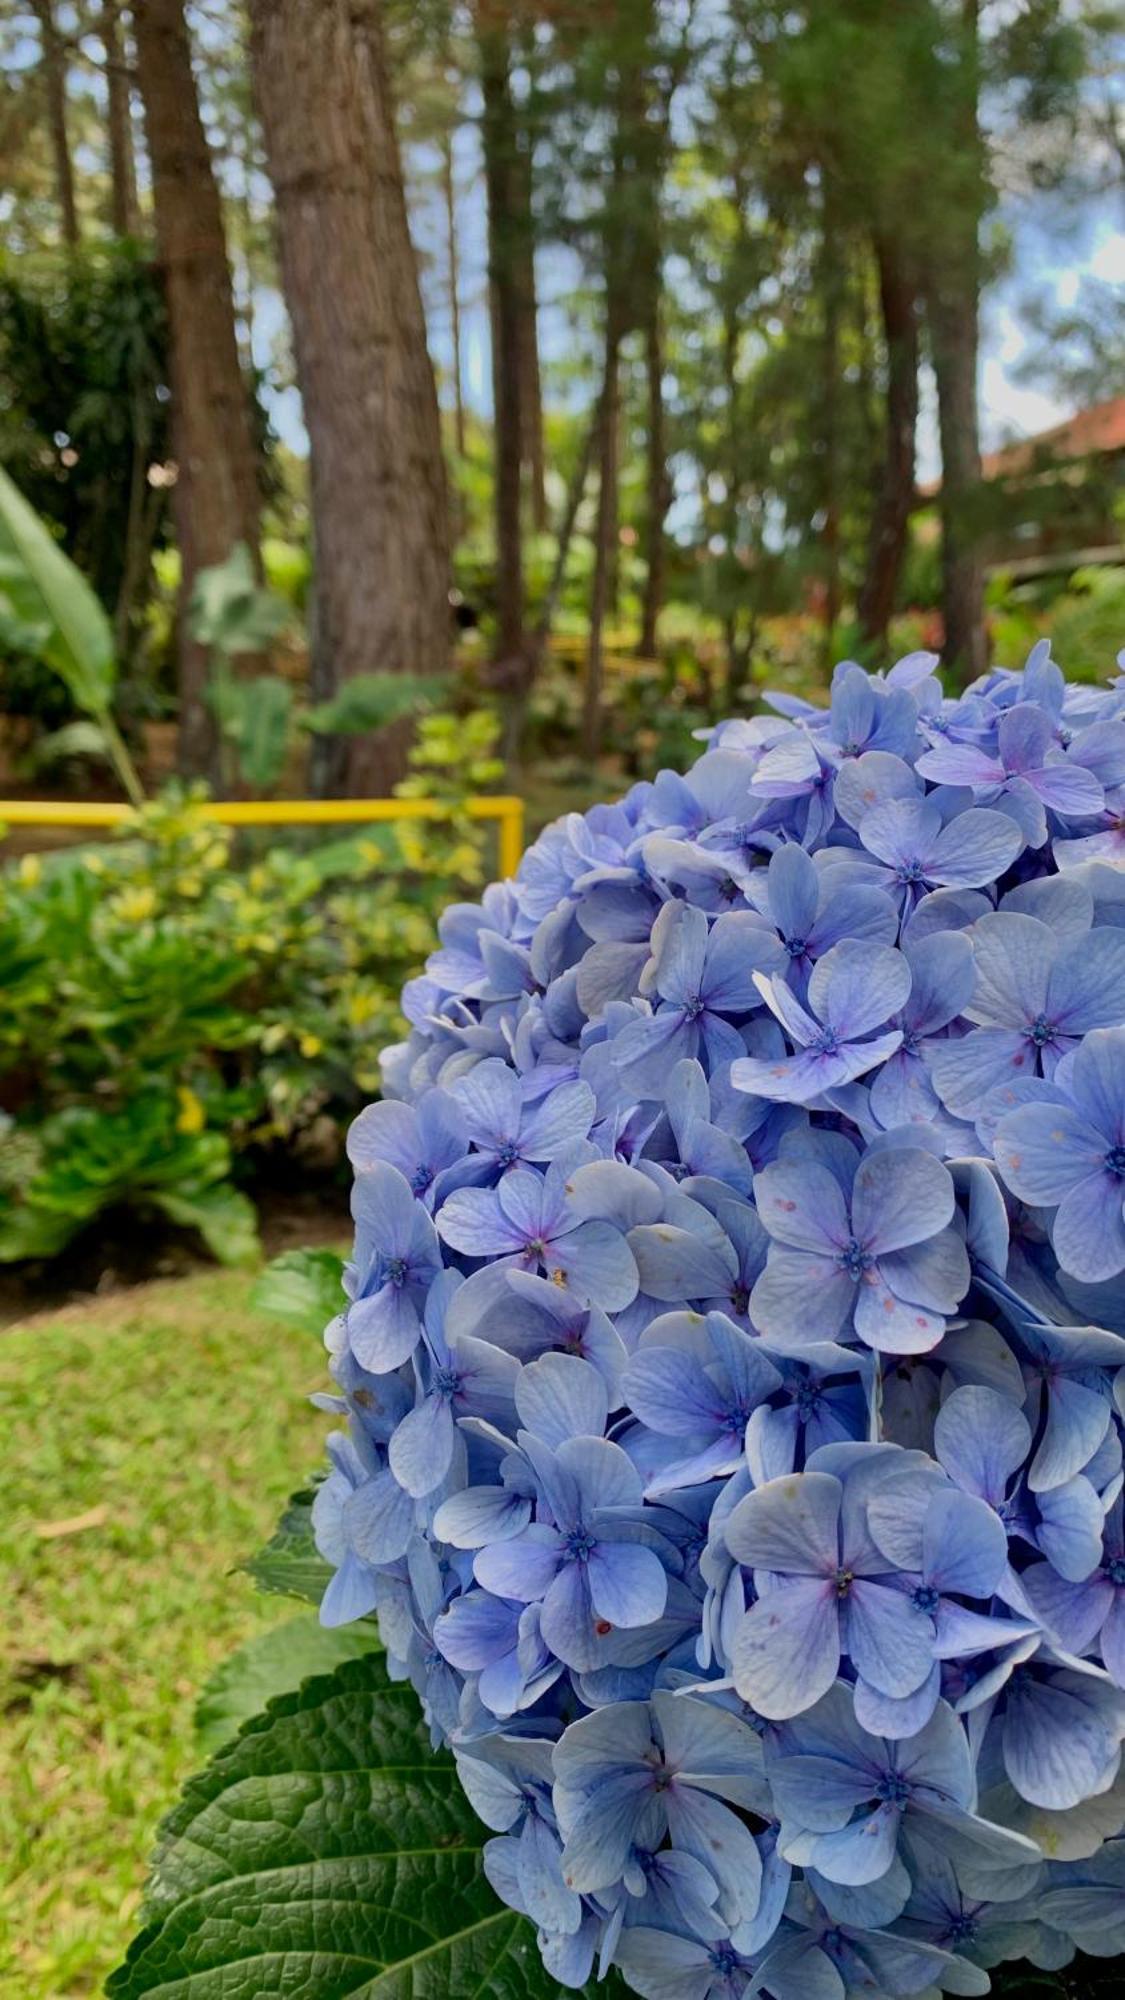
927;0;987;686
478;14;526;671
248;0;450;796
638;288;668;658
102;3;139;235
514;140;547;535
134;0;262;777
32;0;79;247
929;277;986;686
440;124;466;460
583;304;624;760
818;202;843;671
857;237;919;654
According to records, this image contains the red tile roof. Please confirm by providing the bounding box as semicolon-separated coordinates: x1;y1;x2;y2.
919;395;1125;498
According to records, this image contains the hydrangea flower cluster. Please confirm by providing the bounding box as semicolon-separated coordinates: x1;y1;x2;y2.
314;643;1125;1998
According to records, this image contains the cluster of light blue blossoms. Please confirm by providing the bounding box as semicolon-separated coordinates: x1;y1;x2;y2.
313;644;1125;1999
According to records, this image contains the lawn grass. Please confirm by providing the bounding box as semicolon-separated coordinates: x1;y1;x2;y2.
0;1267;331;1998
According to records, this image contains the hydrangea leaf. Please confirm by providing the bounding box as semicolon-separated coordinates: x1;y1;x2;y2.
194;1611;381;1755
242;1485;332;1604
250;1246;347;1336
109;1651;615;1999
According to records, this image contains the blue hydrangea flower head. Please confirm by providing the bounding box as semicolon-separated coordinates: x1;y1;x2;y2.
307;643;1125;1995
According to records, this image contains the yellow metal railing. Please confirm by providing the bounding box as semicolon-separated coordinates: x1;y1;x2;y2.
0;794;526;880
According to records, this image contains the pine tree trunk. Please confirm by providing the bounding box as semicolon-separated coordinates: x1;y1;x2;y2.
514;141;547;535
478;15;525;672
248;0;450;796
32;0;79;247
583;306;623;761
102;3;139;235
819;205;843;671
928;0;986;686
134;0;262;777
857;237;919;654
930;284;986;685
440;126;466;460
638;289;667;657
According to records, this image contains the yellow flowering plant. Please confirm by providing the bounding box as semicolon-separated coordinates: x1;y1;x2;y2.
0;716;501;1266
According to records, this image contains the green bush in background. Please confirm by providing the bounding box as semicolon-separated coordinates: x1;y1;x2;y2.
0;738;501;1267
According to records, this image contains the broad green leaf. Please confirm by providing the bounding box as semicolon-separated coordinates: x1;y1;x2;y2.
30;718;114;772
0;461;116;714
208;670;294;789
243;1485;331;1604
108;1651;601;1998
302;671;448;737
189;543;288;656
251;1246;346;1336
194;1612;381;1754
154;1182;260;1268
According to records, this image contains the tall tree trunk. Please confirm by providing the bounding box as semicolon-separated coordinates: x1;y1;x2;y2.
478;14;525;670
928;0;986;686
638;288;667;657
930;286;986;684
514;141;547;534
440;123;466;460
535;411;597;648
134;0;262;777
32;0;79;247
583;304;624;761
102;3;139;235
818;203;842;671
857;236;919;653
248;0;450;796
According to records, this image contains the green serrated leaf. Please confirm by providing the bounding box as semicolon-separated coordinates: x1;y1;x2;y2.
242;1485;331;1604
108;1651;595;1998
250;1247;345;1336
194;1612;381;1755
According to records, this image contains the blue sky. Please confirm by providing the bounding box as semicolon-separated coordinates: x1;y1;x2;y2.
261;158;1124;489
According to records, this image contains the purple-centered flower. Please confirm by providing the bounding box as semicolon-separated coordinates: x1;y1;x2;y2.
450;1058;596;1175
744;841;899;988
387;1270;519;1498
765;1680;1040;1887
750;1134;969;1354
929;914;1125;1119
433;1589;562;1716
473;1430;669;1670
730;938;910;1105
993;1026;1125;1282
916;700;1105;845
611;902;784;1096
614;1928;757;2000
347;1087;468;1206
436;1159;640;1308
826;663;921;762
852;796;1023;911
553;1692;768;1928
343;1160;444;1371
726;1452;940;1717
623;1309;783;1494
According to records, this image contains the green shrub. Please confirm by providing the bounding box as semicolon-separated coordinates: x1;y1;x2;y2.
0;728;500;1267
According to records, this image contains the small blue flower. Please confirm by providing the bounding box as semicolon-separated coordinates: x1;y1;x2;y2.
750;1133;969;1353
731;939;910;1105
